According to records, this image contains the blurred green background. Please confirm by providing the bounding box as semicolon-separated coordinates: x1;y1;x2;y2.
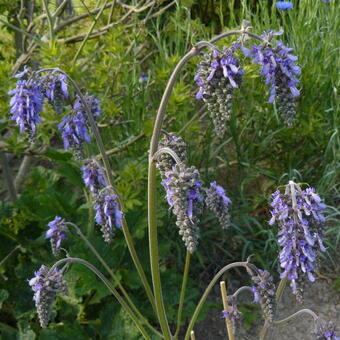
0;0;338;338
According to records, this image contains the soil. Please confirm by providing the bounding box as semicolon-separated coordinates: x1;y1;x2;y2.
190;273;339;340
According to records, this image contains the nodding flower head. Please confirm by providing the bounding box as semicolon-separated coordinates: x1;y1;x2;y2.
73;94;101;118
269;181;327;302
205;181;232;229
221;304;242;331
81;159;107;194
58;112;91;152
29;265;67;328
276;1;293;10
94;188;123;243
8;75;43;135
312;321;339;340
195;45;243;137
251;269;276;322
237;38;300;126
46;216;68;256
157;133;187;179
162;164;203;253
41;72;68;114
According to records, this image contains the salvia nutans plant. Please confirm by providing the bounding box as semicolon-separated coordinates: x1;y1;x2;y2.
8;22;338;340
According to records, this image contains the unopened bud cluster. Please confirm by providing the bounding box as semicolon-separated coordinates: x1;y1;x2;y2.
162;164;203;253
251;269;276;322
195;46;243;138
205;181;232;229
29;265;67;328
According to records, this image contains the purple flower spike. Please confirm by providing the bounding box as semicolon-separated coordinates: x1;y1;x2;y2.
81;159;107;193
269;181;327;302
236;38;301;126
46;216;68;256
205;181;232;229
194;45;243;137
29;265;67;328
312;321;339;340
8;79;43;135
221;304;242;331
162;164;203;253
94;188;123;243
276;1;293;10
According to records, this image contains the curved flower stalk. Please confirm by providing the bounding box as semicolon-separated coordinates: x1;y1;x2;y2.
157;133;187;179
29;265;68;328
195;45;243;137
205;181;232;229
46;216;68;256
162;164;203;253
269;181;327;302
237;35;301;126
94;187;123;243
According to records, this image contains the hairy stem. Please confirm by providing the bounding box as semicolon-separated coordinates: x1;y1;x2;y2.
174;250;191;339
152;147;183;166
50;257;151;339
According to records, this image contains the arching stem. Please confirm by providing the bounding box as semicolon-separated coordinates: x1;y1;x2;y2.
49;257;151;339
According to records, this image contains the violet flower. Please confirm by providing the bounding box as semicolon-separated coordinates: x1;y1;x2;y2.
276;1;293;10
46;216;68;256
312;321;339;340
8;79;43;135
81;159;107;194
195;46;243;137
205;181;232;229
162;164;203;253
29;265;67;328
221;304;242;331
94;189;123;243
269;181;327;302
237;38;301;126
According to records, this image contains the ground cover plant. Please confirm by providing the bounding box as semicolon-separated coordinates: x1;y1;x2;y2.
0;1;338;339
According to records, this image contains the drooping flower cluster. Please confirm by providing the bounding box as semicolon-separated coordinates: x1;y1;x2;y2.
269;181;327;302
94;188;123;243
195;46;243;137
237;38;301;126
8;78;43;135
29;265;67;328
46;216;68;256
162;164;203;253
221;304;242;331
81;159;107;193
57;112;91;152
205;181;232;229
157;133;187;179
251;269;276;322
73;94;101;118
312;321;339;340
41;72;68;114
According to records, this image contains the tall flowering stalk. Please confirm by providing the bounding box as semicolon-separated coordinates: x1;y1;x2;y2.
269;181;327;302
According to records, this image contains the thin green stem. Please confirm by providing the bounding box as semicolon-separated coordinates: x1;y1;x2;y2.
275;277;287;302
66;222;162;338
33;68;156;317
72;0;109;64
42;0;54;43
50;257;151;339
273;308;318;325
152;147;183;166
174;250;191;339
184;262;251;340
